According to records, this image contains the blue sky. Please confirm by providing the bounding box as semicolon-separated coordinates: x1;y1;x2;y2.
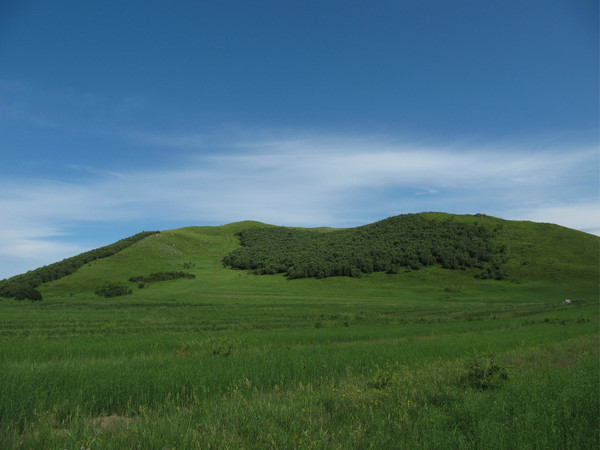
0;0;598;279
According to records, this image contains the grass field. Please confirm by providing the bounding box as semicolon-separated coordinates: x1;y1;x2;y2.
1;215;598;448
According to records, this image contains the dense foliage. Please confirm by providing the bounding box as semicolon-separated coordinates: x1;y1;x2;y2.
95;283;132;298
0;231;158;300
129;271;196;283
223;214;505;279
12;286;43;301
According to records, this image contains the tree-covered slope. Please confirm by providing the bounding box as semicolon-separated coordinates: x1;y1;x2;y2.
0;231;158;300
223;214;507;279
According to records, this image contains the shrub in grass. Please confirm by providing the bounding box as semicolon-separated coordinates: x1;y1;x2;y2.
0;282;43;301
367;365;394;390
95;283;132;298
386;265;399;274
129;272;196;283
461;351;508;391
13;286;43;301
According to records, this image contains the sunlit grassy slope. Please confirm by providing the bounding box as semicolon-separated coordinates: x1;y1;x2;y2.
40;212;599;304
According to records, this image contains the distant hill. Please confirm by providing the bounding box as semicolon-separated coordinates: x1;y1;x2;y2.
0;213;598;302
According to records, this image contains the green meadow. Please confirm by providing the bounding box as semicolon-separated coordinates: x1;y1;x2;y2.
1;214;598;448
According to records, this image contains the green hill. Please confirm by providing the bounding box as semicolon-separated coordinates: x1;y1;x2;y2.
2;212;597;303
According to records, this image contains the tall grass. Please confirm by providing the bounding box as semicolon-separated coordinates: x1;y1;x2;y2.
1;299;597;448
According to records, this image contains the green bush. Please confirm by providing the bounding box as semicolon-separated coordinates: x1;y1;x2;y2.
461;351;508;391
129;271;196;283
95;283;132;298
13;286;43;301
0;282;43;301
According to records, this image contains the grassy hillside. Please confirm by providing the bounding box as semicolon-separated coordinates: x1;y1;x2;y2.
420;212;599;284
32;212;599;304
0;213;598;448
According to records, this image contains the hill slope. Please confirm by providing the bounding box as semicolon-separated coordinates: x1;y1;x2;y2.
0;231;158;300
2;213;598;303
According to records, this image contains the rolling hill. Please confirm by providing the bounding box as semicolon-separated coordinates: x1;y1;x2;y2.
1;212;598;303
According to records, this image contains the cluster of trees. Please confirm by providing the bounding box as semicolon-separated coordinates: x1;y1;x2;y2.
223;214;506;280
95;283;132;298
11;286;43;301
0;231;159;301
129;271;196;283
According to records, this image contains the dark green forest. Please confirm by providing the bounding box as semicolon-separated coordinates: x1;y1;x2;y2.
0;231;158;301
223;214;506;280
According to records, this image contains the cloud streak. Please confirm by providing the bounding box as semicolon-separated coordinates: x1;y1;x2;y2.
1;131;598;278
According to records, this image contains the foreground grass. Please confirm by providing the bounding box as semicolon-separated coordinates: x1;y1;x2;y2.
0;297;597;449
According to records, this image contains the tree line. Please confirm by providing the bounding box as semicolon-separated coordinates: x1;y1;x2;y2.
0;231;159;301
223;214;506;280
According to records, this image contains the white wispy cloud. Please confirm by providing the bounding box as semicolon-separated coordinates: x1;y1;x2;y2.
1;130;597;279
67;165;124;177
507;202;600;236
